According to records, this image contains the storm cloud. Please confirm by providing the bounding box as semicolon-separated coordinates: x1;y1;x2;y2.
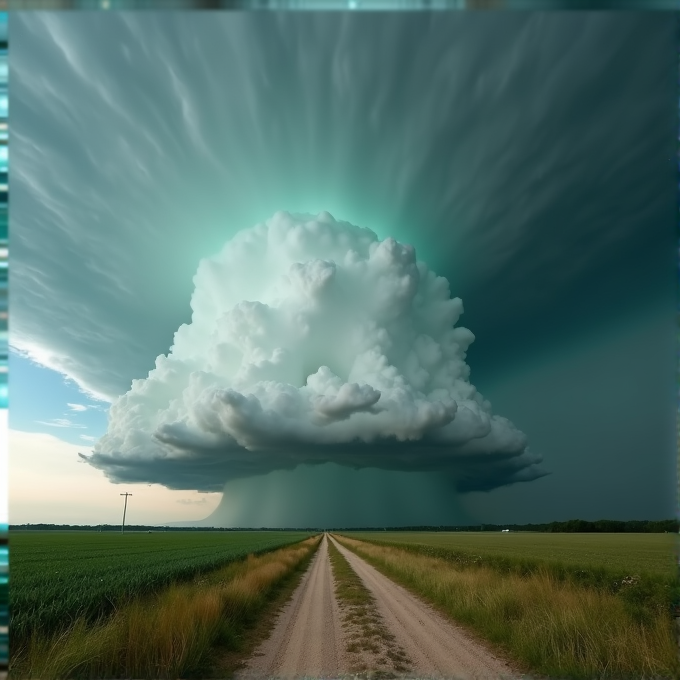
11;12;674;523
83;212;546;492
10;13;673;400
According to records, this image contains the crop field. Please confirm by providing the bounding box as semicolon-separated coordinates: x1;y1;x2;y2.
346;531;677;578
335;534;679;679
12;536;321;679
11;530;312;642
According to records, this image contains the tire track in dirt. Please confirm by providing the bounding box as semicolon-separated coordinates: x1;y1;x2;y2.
330;535;518;680
327;533;412;676
238;534;349;678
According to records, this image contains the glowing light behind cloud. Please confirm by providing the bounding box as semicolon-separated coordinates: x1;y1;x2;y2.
84;212;546;493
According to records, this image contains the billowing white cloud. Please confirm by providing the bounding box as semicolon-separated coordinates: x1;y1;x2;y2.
84;212;546;493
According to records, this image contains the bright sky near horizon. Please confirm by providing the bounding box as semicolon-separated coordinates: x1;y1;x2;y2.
9;352;220;525
10;429;220;525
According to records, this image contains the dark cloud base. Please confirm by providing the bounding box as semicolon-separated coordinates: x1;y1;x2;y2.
83;441;548;494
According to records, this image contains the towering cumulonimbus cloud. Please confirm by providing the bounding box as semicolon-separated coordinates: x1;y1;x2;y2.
83;211;547;492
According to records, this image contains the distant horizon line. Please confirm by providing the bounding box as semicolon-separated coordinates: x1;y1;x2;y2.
5;518;678;533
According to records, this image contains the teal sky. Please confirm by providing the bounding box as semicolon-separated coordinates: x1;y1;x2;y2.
8;12;676;526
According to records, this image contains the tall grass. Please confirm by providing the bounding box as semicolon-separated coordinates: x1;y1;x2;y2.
11;536;320;679
335;535;679;679
11;531;311;642
344;533;680;632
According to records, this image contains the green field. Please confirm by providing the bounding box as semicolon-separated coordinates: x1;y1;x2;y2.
10;531;311;642
336;534;679;679
345;531;677;578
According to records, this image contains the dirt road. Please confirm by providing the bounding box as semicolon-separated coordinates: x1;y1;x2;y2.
241;533;516;679
331;535;516;679
239;534;350;678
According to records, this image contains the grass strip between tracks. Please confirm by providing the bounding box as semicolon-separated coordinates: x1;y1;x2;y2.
11;535;321;679
327;537;409;677
334;534;680;680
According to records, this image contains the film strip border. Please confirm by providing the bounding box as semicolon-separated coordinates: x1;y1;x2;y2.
677;12;680;570
0;11;6;676
2;0;680;9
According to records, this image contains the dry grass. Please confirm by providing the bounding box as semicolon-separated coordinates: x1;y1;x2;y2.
327;538;410;677
334;535;679;680
12;536;320;679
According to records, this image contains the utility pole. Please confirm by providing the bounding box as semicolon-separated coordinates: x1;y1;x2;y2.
120;493;132;534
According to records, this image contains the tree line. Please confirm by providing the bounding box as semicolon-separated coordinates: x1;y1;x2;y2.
331;519;679;533
8;519;679;533
7;524;317;532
